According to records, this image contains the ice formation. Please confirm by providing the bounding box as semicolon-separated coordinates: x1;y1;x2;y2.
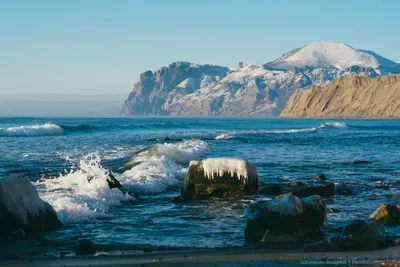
190;158;258;184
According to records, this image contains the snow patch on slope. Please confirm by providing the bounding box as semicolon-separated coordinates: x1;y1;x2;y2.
266;41;396;71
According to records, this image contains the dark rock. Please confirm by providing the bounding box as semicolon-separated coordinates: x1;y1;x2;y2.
370;204;400;226
11;229;26;241
259;181;334;198
304;240;338;252
331;220;386;250
143;247;153;253
335;184;355;196
0;176;62;236
258;184;282;195
244;195;326;242
342;160;372;165
76;239;96;255
315;173;327;181
172;158;258;201
106;172;125;193
2;253;19;260
394;239;400;246
328;208;339;213
60;251;70;257
261;229;297;244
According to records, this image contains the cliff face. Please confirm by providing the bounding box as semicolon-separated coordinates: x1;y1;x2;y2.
121;42;400;116
120;61;229;115
280;75;400;118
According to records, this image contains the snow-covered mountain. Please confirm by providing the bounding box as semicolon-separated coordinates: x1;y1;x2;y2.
121;42;400;116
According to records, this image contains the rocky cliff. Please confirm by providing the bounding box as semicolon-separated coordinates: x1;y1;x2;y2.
280;75;400;118
121;42;400;116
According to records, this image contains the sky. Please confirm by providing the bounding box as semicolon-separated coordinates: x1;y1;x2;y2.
1;0;400;98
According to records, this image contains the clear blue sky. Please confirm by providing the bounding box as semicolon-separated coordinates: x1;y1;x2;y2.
1;0;399;97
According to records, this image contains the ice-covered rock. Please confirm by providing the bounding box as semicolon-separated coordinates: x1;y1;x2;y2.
244;195;326;242
0;176;61;235
171;158;258;201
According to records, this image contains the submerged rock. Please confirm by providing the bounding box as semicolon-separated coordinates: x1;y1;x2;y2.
315;173;327;181
259;181;334;198
172;158;258;201
244;195;326;242
76;239;96;255
370;204;400;226
334;184;355;196
0;176;62;235
330;220;386;251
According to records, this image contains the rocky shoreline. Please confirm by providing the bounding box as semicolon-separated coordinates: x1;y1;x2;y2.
1;157;399;260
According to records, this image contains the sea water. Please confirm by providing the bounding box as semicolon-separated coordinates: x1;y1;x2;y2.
0;117;399;255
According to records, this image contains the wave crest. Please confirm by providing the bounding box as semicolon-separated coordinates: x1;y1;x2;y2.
318;122;347;130
35;154;133;224
0;123;64;136
119;139;209;194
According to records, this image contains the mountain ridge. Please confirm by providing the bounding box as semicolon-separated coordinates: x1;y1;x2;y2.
121;42;400;116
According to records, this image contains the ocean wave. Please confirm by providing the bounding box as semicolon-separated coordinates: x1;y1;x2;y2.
119;139;209;194
36;139;209;223
0;123;64;136
35;154;134;224
318;122;347;130
215;133;233;140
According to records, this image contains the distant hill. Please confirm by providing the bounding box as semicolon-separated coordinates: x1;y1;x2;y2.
121;41;400;116
280;75;400;118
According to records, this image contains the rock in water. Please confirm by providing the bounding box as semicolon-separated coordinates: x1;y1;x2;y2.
315;173;327;181
244;195;326;242
260;229;297;244
0;175;62;235
76;239;96;255
370;204;400;226
331;220;386;250
172;158;258;201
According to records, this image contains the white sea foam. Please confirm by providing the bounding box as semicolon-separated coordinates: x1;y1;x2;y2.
239;127;318;135
35;154;133;224
318;122;347;130
215;133;233;140
0;123;64;136
119;140;209;194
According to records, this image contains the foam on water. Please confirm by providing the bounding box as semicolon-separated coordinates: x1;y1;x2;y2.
35;154;133;224
215;133;233;140
0;123;64;136
119;139;209;194
318;122;347;130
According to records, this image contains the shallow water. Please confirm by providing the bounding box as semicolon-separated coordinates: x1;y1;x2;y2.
1;117;399;255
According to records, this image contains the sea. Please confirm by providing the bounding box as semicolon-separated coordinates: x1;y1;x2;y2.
0;117;399;256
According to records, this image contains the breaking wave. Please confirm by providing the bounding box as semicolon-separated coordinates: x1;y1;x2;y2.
0;123;64;136
318;122;347;130
35;154;134;224
119;139;209;194
35;139;209;223
215;133;233;140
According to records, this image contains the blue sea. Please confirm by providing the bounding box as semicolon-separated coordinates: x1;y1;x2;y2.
1;117;400;255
